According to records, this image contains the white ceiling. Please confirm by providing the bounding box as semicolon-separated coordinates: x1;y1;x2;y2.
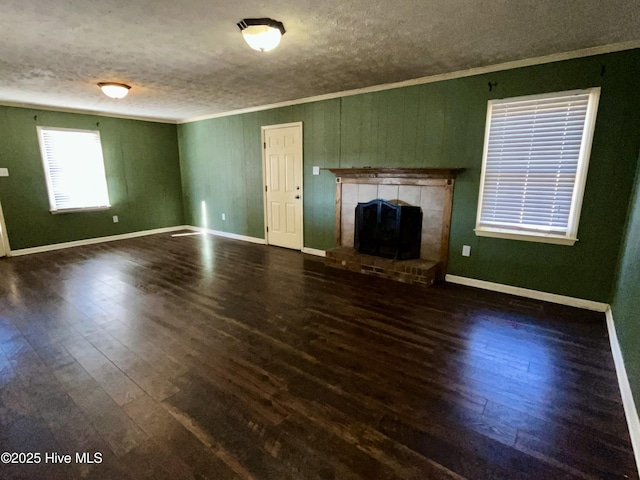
1;0;639;123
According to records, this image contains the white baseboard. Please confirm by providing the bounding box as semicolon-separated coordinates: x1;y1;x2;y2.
8;223;322;256
447;274;639;474
302;247;326;257
444;274;608;312
186;226;266;245
606;308;640;477
9;225;190;256
186;226;328;254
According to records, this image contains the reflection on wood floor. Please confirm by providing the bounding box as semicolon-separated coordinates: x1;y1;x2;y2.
0;231;637;479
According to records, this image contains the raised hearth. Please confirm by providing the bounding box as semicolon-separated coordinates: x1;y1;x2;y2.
326;246;439;287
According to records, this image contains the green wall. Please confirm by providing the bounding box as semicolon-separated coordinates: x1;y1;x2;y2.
178;101;341;248
611;152;640;413
178;49;640;302
0;106;184;250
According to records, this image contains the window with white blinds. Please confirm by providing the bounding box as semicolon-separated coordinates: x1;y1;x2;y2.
37;127;111;213
475;88;600;245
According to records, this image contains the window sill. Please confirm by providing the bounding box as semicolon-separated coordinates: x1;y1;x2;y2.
474;228;577;246
50;206;110;214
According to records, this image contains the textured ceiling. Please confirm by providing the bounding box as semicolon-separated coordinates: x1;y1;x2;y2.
1;0;639;122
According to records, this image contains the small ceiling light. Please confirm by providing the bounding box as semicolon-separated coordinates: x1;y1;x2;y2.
98;82;131;99
237;18;285;52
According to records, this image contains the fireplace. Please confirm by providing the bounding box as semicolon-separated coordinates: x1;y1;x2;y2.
324;168;464;286
355;199;422;260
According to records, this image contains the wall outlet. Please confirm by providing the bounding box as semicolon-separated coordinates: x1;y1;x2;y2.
0;168;8;177
221;213;226;220
112;215;119;223
462;245;471;257
312;166;320;175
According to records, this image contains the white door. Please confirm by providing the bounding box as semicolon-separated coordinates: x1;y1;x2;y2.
0;200;8;257
263;123;303;250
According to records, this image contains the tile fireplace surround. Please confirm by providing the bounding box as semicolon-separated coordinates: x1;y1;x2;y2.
325;168;464;285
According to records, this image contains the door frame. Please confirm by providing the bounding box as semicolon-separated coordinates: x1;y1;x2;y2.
261;121;304;250
0;198;10;257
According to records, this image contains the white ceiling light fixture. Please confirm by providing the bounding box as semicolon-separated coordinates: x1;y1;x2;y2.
237;18;286;52
98;82;131;99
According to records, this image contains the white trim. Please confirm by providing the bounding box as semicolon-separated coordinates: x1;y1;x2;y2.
570;87;601;236
605;307;640;477
261;127;269;244
51;206;111;214
2;42;637;125
475;229;578;246
177;40;640;124
444;274;608;312
0;199;10;256
8;223;274;257
186;226;266;245
187;226;324;253
261;121;304;130
302;247;326;257
0;101;176;124
9;225;189;256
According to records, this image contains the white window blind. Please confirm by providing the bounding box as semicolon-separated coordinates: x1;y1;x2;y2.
37;127;111;213
475;88;600;245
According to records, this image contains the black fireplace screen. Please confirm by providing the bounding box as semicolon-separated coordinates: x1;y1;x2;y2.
354;199;422;260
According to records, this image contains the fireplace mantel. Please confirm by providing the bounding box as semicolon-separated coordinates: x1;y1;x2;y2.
326;167;464;180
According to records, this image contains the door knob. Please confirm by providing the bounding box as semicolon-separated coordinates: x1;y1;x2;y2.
295;195;300;199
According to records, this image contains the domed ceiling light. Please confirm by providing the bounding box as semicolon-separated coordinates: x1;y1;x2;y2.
237;18;285;52
98;82;131;99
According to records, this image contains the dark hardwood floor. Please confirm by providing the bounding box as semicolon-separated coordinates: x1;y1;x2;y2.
0;231;637;480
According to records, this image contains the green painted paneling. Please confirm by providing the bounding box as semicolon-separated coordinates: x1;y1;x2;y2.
611;153;640;413
178;100;341;247
178;49;640;302
0;106;184;250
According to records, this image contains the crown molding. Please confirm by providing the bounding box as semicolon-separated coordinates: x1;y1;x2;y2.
3;41;638;125
0;101;177;124
178;40;640;124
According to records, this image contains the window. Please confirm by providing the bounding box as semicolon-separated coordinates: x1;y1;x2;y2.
475;88;600;245
37;127;111;213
